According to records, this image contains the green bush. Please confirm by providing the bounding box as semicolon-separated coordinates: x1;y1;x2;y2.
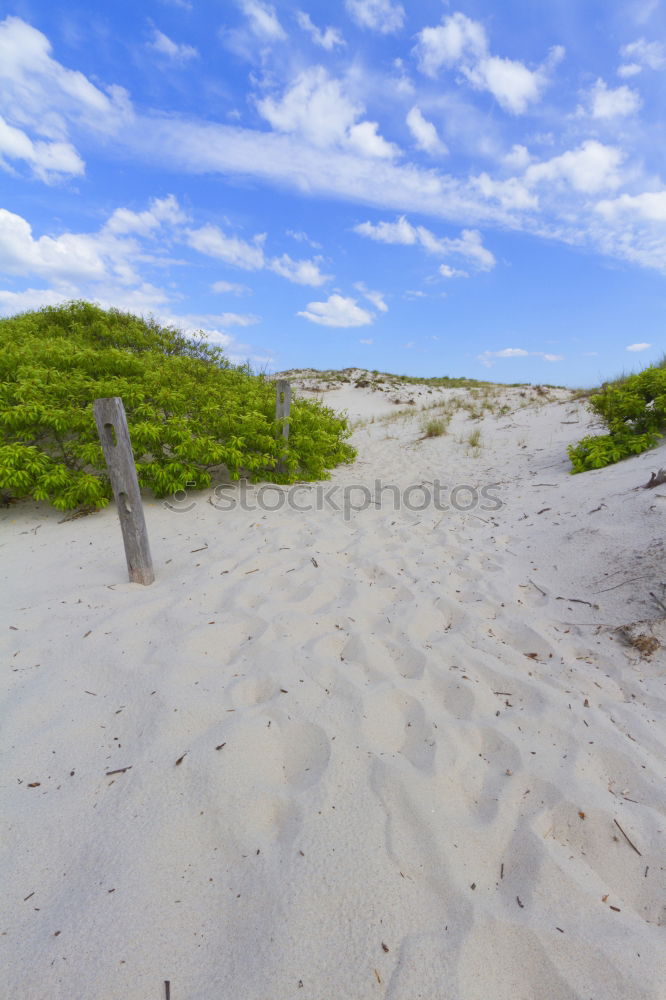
0;301;356;510
568;364;666;472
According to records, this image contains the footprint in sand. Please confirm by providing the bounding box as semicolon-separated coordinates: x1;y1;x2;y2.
272;714;331;791
362;686;436;772
426;667;476;720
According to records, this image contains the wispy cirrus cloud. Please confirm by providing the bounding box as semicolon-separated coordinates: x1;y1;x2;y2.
477;347;564;367
345;0;404;35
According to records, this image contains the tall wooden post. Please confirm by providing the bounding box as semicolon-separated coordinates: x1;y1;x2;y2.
93;397;155;586
275;380;291;475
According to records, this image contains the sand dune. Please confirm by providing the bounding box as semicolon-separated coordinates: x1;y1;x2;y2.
1;375;665;999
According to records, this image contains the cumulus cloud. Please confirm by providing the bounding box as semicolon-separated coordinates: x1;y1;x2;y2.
596;190;666;221
257;66;398;158
619;37;665;75
148;28;198;61
297;293;374;326
0;16;132;181
626;341;651;351
296;11;345;50
0;286;69;314
414;11;562;114
406;106;447;154
187;225;267;270
354;216;495;270
268;253;331;285
104;194;188;236
473;172;538;211
586;79;641;118
415;12;486;75
186;223;331;285
525;140;623;194
439;264;467;278
345;0;405;35
0;196;197;323
0;16;131;134
0;114;84;182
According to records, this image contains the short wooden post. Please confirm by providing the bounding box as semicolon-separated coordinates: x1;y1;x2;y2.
93;397;155;586
275;380;291;474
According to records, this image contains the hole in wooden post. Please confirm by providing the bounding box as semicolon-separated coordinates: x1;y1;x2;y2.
118;491;132;514
104;422;118;447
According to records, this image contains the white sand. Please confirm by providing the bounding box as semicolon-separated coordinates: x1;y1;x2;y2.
2;375;665;1000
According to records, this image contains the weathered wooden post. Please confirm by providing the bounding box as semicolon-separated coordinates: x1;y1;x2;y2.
275;379;291;475
93;397;155;586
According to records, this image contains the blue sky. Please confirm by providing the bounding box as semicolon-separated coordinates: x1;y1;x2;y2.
1;0;665;385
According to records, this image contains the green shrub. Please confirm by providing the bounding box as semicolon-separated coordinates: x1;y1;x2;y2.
0;301;356;510
568;364;666;472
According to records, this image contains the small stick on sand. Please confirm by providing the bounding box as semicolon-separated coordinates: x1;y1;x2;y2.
613;819;642;856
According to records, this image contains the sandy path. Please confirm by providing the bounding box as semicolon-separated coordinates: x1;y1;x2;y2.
1;382;665;999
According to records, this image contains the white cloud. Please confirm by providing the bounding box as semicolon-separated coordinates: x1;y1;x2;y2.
473;172;537;210
104;194;188;236
406;106;447;155
296;11;345;50
187;225;267;270
345;0;404;35
359;337;373;344
0;16;132;183
467;55;543;115
211;280;251;295
170;310;259;329
354;281;388;311
297;293;374;327
477;347;564;367
525;140;623;194
626;342;651;351
0;208;109;281
0;115;84;182
596;190;666;221
414;12;560;114
354;215;420;246
0;286;69;315
354;216;495;270
503;144;531;169
286;229;322;248
238;0;286;41
0;16;131;135
617;62;642;78
620;37;665;71
268;253;331;285
187;224;331;285
257;66;398;158
415;12;486;77
148;28;198;62
587;79;641;118
439;264;467;278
